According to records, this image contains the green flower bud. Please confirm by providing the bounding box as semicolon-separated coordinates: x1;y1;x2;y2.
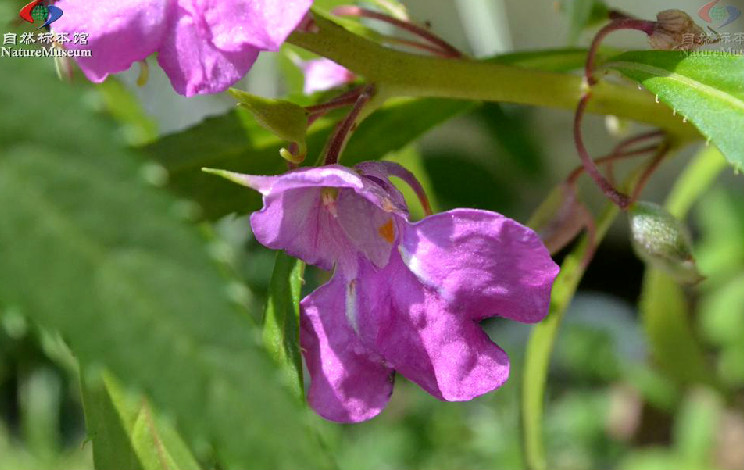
629;201;704;284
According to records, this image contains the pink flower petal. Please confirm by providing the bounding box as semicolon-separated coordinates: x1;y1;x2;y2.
301;275;394;422
157;2;259;96
302;59;355;95
250;185;358;274
357;255;510;401
202;0;314;51
53;0;171;82
399;209;559;323
227;166;403;277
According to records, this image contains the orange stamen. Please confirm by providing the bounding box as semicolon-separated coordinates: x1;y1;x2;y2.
378;219;395;243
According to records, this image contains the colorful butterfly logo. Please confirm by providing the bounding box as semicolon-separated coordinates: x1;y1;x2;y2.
19;0;63;29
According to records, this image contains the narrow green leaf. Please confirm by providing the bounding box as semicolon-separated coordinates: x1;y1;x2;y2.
264;252;306;399
522;202;620;470
81;376;141;470
608;51;744;171
82;374;200;470
0;59;327;470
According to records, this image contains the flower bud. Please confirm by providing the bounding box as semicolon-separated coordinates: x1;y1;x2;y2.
649;9;706;51
629;201;704;284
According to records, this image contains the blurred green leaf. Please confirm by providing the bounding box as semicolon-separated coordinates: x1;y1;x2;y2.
608;51;744;172
98;78;158;145
264;252;305;399
20;368;61;459
422;151;513;211
674;388;722;468
619;448;687;470
81;373;200;470
0;59;327;470
700;274;744;348
475;104;545;177
640;270;717;387
696;188;744;282
564;0;609;44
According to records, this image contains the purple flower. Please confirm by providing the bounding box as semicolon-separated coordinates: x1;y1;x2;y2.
208;162;559;422
53;0;312;96
301;58;356;95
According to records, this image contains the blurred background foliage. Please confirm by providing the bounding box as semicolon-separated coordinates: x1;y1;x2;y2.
1;0;744;469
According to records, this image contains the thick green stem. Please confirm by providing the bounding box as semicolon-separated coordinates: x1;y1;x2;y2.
289;13;699;141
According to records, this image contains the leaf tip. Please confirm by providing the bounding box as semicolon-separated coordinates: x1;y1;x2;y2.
201;168;250;187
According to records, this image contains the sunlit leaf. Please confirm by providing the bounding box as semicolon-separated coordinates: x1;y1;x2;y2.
608;51;744;172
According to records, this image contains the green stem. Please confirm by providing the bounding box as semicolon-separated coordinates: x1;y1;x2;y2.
289;12;699;141
521;201;619;470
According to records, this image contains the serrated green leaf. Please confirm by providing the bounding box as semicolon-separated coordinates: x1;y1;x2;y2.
0;59;327;470
608;51;744;171
145;49;594;219
264;252;305;399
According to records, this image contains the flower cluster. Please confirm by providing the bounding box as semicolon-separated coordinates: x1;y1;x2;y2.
52;0;312;96
214;162;559;422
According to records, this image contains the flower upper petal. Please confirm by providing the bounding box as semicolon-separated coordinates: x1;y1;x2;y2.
231;166;405;277
302;59;355;95
250;185;357;274
53;0;171;82
399;209;559;323
202;0;313;51
336;189;399;270
157;1;259;96
357;255;510;401
301;275;394;423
